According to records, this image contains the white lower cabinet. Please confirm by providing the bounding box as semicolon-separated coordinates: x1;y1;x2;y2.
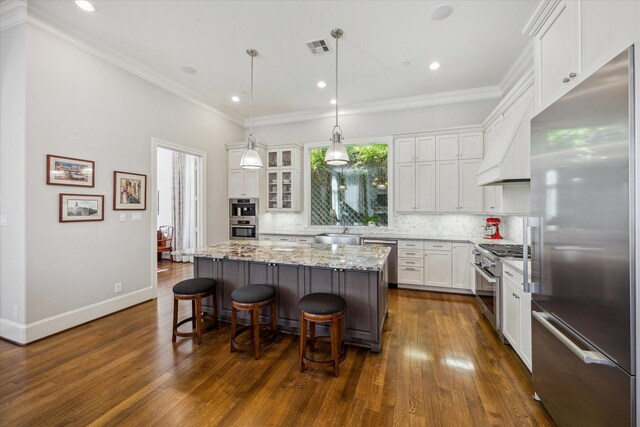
424;250;451;288
501;264;532;371
398;266;424;285
451;243;471;290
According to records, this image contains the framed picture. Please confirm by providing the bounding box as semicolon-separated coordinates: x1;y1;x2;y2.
59;194;104;222
47;155;95;187
113;171;147;210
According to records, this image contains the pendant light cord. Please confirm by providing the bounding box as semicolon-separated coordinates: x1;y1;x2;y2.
335;34;339;128
249;53;254;144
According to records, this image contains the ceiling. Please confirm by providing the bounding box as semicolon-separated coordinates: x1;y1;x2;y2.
28;1;536;120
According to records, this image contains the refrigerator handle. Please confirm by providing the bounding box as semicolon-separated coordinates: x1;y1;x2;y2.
523;217;540;293
532;311;615;367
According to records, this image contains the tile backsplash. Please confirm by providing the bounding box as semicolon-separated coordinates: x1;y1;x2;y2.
261;212;526;242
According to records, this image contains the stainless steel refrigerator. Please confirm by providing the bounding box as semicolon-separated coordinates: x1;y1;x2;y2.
528;46;636;426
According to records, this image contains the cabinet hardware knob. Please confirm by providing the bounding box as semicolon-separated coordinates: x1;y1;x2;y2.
562;77;570;83
569;72;577;78
490;206;495;209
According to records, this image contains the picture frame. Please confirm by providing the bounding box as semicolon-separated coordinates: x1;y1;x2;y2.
47;154;95;187
113;171;147;210
59;194;104;222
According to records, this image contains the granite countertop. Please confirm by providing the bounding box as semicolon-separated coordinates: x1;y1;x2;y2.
260;230;519;245
186;240;391;271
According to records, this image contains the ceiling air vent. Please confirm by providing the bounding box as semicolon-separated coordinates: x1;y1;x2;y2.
305;38;331;55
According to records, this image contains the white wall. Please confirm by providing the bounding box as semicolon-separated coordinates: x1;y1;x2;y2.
0;23;28;340
248;99;498;144
1;23;243;342
156;147;173;229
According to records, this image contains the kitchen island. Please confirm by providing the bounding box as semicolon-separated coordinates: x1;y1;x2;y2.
190;240;390;352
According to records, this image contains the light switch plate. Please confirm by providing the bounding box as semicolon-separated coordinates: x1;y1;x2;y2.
132;212;142;222
119;213;127;222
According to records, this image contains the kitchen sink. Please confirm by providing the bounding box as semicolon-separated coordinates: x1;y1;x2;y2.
314;233;361;246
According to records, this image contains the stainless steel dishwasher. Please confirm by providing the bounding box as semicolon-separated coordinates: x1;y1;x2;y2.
361;239;397;286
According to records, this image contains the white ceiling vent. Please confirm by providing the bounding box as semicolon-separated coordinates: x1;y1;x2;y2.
305;39;331;55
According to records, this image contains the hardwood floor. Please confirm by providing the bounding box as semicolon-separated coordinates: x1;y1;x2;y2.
0;262;555;426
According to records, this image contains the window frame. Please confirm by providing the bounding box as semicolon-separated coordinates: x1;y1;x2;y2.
303;136;394;229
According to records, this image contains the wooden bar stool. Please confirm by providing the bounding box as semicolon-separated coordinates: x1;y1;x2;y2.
230;284;277;360
172;278;218;345
299;293;346;377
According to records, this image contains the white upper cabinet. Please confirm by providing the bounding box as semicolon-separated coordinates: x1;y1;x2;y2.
580;0;640;71
228;169;259;198
415;136;436;162
436;161;459;212
415;162;436;212
458;159;484;213
458;133;483;159
228;149;245;171
395;163;416;212
395;138;416;163
534;0;581;109
435;134;459;161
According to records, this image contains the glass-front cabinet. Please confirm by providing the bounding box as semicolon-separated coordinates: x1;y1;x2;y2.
266;144;302;212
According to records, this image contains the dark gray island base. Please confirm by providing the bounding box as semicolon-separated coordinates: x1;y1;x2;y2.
191;242;389;352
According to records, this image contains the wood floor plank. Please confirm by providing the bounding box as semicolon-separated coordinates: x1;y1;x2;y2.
0;261;556;426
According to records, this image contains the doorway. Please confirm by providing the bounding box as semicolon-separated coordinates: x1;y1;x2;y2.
151;139;206;294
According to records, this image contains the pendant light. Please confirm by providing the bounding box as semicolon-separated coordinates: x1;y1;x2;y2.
240;49;263;169
324;28;350;166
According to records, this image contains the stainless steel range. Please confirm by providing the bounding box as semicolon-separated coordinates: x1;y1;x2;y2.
472;243;528;337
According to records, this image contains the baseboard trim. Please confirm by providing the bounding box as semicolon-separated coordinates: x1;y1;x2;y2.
1;287;155;345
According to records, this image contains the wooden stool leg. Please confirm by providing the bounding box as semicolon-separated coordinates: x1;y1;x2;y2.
252;306;260;360
191;300;197;330
271;300;277;332
331;314;340;377
172;297;178;342
299;311;307;372
230;305;237;352
213;289;219;327
195;295;203;345
309;322;316;352
340;315;345;355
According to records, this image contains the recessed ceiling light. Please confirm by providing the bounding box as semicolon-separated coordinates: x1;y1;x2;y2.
429;62;441;70
330;99;337;105
75;0;95;12
402;61;411;67
317;81;327;88
432;5;453;20
181;66;196;74
231;96;240;103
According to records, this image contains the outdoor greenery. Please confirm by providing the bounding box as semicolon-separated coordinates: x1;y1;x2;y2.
309;144;388;226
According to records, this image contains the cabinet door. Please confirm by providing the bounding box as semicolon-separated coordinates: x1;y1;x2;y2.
415;162;435;212
435;134;459;160
228;170;244;198
520;291;532;371
502;279;521;348
281;171;292;209
243;170;259;198
458;159;484;213
340;270;376;342
228;149;244;171
395;138;415;163
435;161;459;212
424;251;451;288
398;266;424;285
537;0;581;108
484;186;503;213
415;136;436;161
394;163;416;212
220;260;244;320
459;133;483;159
274;264;302;328
267;151;278;168
581;0;640;72
451;244;470;290
267;172;279;210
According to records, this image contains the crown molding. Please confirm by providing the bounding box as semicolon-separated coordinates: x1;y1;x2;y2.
522;0;560;37
21;4;244;127
498;38;534;95
247;85;502;128
0;0;27;32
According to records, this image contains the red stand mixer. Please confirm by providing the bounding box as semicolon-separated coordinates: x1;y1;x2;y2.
483;217;503;240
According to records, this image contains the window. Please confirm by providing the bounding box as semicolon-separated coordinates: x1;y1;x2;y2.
309;143;388;226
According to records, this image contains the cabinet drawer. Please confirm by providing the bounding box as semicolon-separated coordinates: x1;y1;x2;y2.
399;240;424;250
259;235;274;241
399;249;423;259
502;263;525;286
399;257;424;268
274;236;294;242
425;242;452;251
294;236;315;244
398;266;424;285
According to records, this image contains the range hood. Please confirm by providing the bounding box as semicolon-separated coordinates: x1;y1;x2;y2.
476;89;534;186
